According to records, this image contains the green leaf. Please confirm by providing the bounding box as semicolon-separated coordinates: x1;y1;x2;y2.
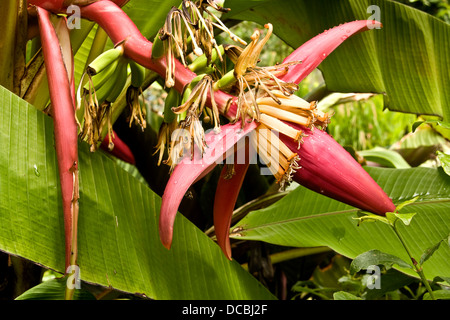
437;151;450;176
394;125;449;167
412;121;426;133
423;290;450;300
121;0;182;40
435;276;450;285
386;212;416;226
15;278;96;300
224;0;450;121
413;120;450;133
420;237;447;266
353;211;390;226
333;291;362;300
349;250;412;274
421;116;450;140
357;196;418;227
358;147;411;169
395;196;420;212
398;126;448;150
231;167;450;280
0;85;275;300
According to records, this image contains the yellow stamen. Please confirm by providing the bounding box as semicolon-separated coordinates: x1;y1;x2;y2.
253;124;301;190
257;93;313;110
127;86;147;131
258;104;312;127
259;114;303;142
257;124;298;164
250;129;282;179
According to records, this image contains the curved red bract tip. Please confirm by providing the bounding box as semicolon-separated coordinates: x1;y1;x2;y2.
100;131;136;165
159;121;257;250
214;162;250;260
281;20;382;85
282;124;395;215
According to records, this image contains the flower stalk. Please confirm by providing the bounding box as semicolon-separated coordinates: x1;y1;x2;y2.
36;7;79;299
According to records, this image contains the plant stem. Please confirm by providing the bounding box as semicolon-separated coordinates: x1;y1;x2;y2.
392;223;436;300
296;287;333;300
240;247;331;270
416;268;435;300
36;8;80;301
269;247;332;265
14;0;27;96
213;69;237;91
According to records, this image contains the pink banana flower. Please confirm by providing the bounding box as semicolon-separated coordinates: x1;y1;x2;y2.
27;0;394;260
159;20;396;260
100;131;136;165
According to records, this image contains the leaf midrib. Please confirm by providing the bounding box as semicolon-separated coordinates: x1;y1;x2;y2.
235;198;450;234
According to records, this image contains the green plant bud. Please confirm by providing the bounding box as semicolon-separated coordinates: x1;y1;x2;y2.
87;45;124;76
164;87;180;124
151;33;165;59
189;45;225;73
84;59;119;92
129;60;146;88
105;58;128;103
213;69;237;91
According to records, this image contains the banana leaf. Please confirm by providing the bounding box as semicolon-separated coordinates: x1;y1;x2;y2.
0;85;275;300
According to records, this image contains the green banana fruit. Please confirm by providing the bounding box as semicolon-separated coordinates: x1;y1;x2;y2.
84;58;119;92
189;74;207;89
151;32;165;60
87;45;124;76
85;57;126;105
91;74;116;104
188;45;225;73
164;87;181;124
129;60;146;88
213;69;236;91
105;58;129;103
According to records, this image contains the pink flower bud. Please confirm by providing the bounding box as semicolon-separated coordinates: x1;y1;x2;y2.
281;123;395;215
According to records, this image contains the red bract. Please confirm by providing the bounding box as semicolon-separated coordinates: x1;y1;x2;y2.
159;121;258;249
213;158;253;260
282;124;396;215
36;7;79;272
280;20;383;84
100;131;136;165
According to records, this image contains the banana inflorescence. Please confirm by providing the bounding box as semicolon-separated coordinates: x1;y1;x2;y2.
77;44;149;151
126;60;148;131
